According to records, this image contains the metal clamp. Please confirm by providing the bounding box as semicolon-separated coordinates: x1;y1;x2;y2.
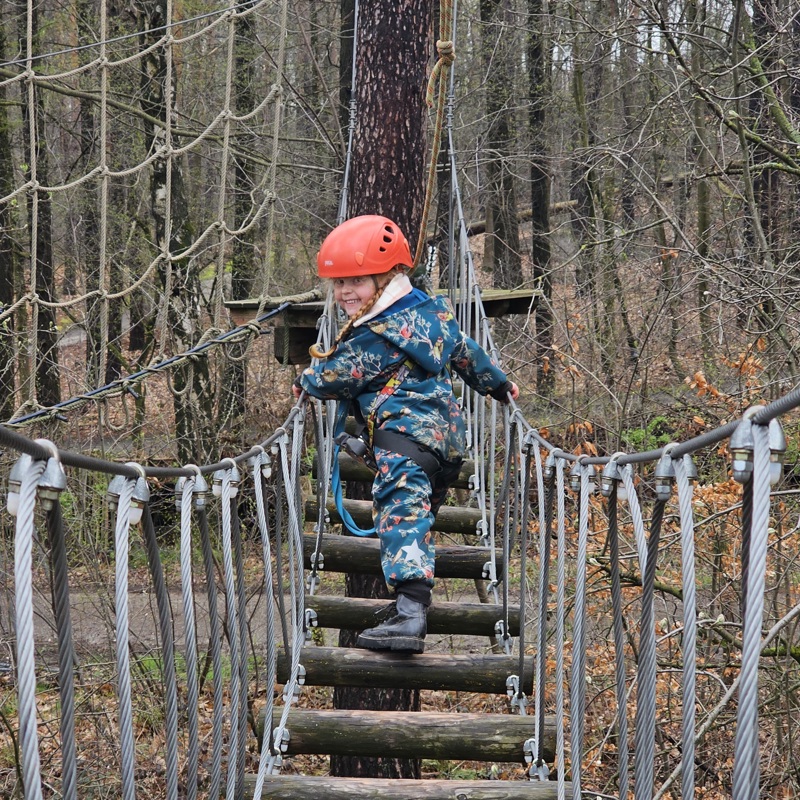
304;609;318;640
310;550;324;571
272;726;290;754
523;737;550;781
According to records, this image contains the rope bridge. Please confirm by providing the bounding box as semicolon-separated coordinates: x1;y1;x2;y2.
3;128;800;796
3;1;800;798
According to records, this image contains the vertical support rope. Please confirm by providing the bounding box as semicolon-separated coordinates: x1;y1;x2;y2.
97;0;110;389
252;453;279;797
199;506;224;800
674;456;698;799
732;423;771;800
141;505;179;800
113;478;137;800
554;456;567;800
413;0;454;271
606;485;631;800
14;458;47;800
232;507;249;800
219;467;241;799
569;461;590;800
632;493;666;800
46;501;78;800
179;476;200;800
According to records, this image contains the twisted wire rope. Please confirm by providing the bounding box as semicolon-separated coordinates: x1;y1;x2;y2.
230;504;250;799
14;457;47;800
554;455;567;800
569;461;590;800
674;455;698;798
112;478;137;800
178;476;200;800
732;423;771;800
606;484;631;800
45;500;78;800
141;504;180;800
198;506;224;800
632;493;666;800
218;468;242;800
252;454;279;798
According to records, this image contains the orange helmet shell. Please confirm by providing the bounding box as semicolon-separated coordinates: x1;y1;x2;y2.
317;215;413;278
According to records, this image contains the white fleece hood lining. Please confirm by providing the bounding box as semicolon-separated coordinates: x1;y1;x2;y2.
353;273;413;327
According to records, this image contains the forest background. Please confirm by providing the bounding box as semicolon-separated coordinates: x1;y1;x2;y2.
1;0;800;796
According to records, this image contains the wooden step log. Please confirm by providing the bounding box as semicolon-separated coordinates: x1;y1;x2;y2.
314;452;479;490
303;533;503;580
244;774;566;799
277;647;533;694
305;595;520;636
263;708;556;763
306;498;483;536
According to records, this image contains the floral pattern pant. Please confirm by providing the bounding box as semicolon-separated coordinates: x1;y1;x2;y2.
371;447;461;589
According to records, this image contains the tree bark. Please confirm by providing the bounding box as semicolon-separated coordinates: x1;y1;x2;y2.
480;0;522;289
137;0;215;463
0;11;16;420
19;0;59;408
527;0;554;396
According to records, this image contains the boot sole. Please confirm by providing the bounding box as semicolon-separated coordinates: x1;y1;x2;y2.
356;633;425;654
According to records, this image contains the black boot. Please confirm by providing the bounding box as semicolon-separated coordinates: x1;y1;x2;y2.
356;593;428;654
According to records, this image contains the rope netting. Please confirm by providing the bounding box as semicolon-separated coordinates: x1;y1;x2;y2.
2;2;800;799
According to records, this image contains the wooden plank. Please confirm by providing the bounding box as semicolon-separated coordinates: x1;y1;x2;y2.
303;533;502;580
305;595;520;636
306;498;483;536
244;774;565;799
277;647;532;694
264;708;555;763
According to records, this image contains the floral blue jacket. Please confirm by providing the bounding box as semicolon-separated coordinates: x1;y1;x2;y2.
299;293;510;462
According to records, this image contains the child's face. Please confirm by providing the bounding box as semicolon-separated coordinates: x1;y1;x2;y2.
333;275;376;317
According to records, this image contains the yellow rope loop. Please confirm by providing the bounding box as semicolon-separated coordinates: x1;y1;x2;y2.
437;39;455;65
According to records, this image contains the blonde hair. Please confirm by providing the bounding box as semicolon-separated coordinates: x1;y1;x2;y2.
309;268;401;360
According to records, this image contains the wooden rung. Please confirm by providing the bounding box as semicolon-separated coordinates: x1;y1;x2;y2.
313;452;478;490
244;774;565;799
303;533;503;579
306;498;483;536
264;708;555;763
305;595;520;636
277;647;532;694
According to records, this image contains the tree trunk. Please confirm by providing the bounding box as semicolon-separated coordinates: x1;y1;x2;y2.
480;0;522;289
527;0;553;396
0;12;16;420
347;0;432;247
333;5;432;768
137;0;215;463
19;0;59;409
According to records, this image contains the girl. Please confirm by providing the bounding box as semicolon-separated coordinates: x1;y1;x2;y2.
294;214;519;653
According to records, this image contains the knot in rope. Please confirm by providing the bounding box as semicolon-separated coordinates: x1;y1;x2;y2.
436;39;455;64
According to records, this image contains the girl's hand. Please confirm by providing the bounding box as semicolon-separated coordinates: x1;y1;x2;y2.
509;382;520;401
292;377;303;399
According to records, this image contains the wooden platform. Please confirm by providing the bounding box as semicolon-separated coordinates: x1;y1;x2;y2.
225;287;539;364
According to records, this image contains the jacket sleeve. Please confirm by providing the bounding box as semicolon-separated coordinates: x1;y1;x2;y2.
448;331;509;396
298;337;383;401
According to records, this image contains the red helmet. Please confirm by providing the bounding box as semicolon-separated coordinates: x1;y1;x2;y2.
317;215;413;278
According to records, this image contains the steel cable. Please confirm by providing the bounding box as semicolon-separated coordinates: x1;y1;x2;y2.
607;485;631;800
732;423;771;800
14;457;47;800
45;500;78;800
141;505;180;800
554;456;567;800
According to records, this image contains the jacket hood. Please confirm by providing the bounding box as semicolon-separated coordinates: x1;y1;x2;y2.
364;295;460;374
